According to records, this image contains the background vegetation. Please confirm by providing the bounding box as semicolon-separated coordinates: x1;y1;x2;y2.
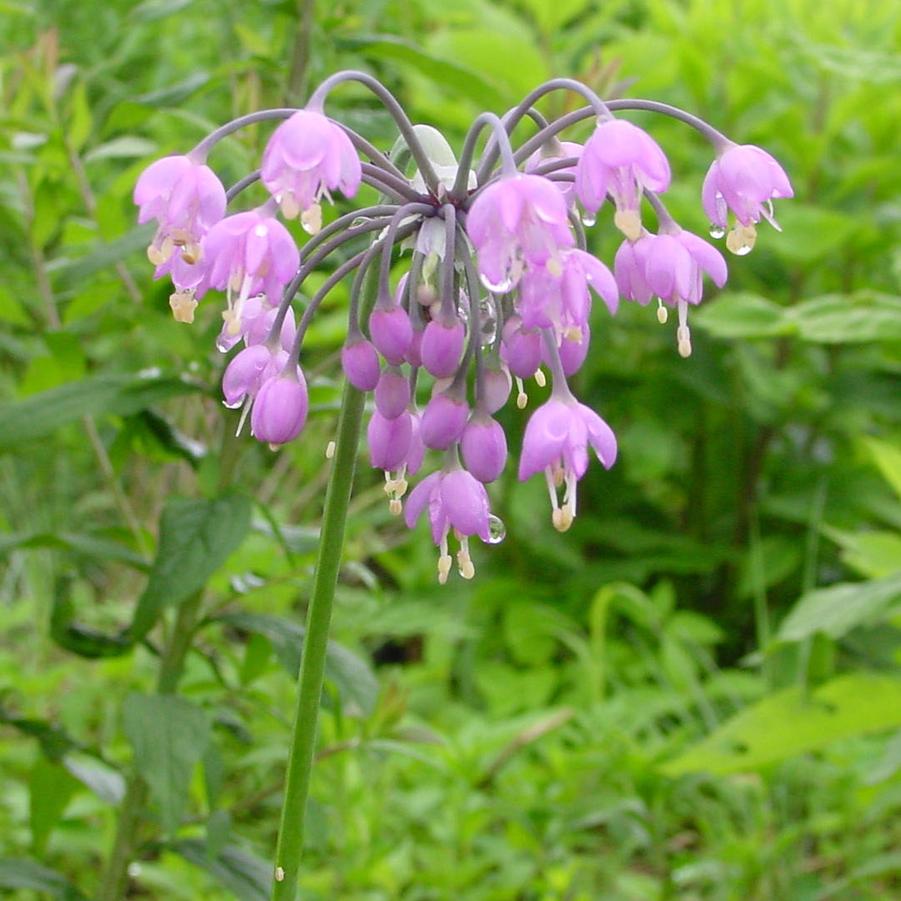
1;0;900;898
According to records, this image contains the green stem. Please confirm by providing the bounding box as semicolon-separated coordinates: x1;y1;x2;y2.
271;375;366;899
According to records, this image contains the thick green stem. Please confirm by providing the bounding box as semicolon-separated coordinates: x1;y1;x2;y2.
271;375;366;899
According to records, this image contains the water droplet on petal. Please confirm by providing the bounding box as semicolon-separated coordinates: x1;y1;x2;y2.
480;273;514;294
580;212;597;228
479;296;498;348
487;514;506;544
709;223;726;239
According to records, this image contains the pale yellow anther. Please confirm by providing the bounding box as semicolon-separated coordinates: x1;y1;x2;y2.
437;554;452;584
395;477;408;498
546;257;563;278
456;549;475;580
726;222;757;256
678;337;693;358
301;203;322;236
169;290;198;324
614;209;642;241
656;303;668;324
389;498;403;516
563;326;583;343
325;440;336;459
222;309;241;336
181;242;202;265
552;507;573;532
280;194;301;220
147;243;167;266
516;391;528;410
534;368;547;388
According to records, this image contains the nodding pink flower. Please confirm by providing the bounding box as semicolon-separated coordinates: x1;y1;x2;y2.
420;392;469;450
616;228;727;357
261;109;361;231
575;118;670;239
518;248;618;338
461;414;508;483
526;140;583;204
702;143;793;255
203;207;300;339
250;365;309;447
342;337;381;391
518;396;617;532
244;303;297;350
369;305;413;365
467;173;574;292
500;316;542;379
405;468;492;582
134;154;226;268
222;343;287;410
368;409;418;515
421;317;465;378
374;368;411;420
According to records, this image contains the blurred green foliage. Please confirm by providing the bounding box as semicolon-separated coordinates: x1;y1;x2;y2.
1;0;900;898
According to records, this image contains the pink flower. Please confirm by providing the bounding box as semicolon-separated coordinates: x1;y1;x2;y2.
250;366;309;447
467;173;574;292
262;109;361;230
461;414;508;483
518;397;617;532
203;207;300;338
420;392;469;450
420;317;465;379
221;343;286;409
405;468;492;582
575;119;670;238
517;248;618;337
341;338;381;391
702;143;793;230
134;154;226;267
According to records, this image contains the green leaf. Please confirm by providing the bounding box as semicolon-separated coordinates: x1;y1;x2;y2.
171;840;269;901
0;372;202;452
694;292;792;339
784;291;901;344
776;573;901;643
863;437;901;501
0;859;86;899
215;612;379;715
0;530;148;569
29;757;78;854
130;493;252;640
662;674;901;776
61;753;125;804
84;136;158;162
123;694;211;834
51;592;133;659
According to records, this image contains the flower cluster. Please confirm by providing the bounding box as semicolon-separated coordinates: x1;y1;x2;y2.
135;73;792;583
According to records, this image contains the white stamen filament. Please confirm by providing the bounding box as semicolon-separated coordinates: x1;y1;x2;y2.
515;377;528;409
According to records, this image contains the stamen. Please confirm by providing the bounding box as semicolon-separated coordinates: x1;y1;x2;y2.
614;208;642;241
169;289;198;323
515;377;528;409
235;399;252;437
301;203;323;236
389;498;403;516
656;299;668;324
438;534;452;584
534;368;547;388
280;193;301;220
726;222;756;256
456;536;475;579
677;301;692;358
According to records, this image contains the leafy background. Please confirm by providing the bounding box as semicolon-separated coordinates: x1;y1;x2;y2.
1;0;900;898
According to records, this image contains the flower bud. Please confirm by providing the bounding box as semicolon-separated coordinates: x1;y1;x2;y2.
369;305;413;365
500;317;541;379
341;338;381;391
251;368;309;446
368;409;413;470
374;368;411;420
461;415;508;482
420;392;469;450
421;318;465;378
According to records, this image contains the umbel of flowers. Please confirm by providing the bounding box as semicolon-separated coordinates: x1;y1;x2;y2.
135;72;792;584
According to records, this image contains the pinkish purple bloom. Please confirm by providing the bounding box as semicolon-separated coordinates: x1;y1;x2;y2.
702;143;793;234
134;154;226;268
222;343;286;409
500;316;542;379
481;363;512;414
405;468;492;582
203;207;300;340
341;337;381;391
575;119;670;238
461;415;508;483
250;366;309;447
518;248;618;337
420;318;465;378
374;368;411;420
369;305;413;365
368;409;413;471
519;397;617;531
261;109;361;230
420;392;469;450
614;236;654;305
546;325;590;376
467;173;574;292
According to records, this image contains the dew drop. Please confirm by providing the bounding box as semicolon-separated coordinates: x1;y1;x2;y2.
478;296;498;348
480;273;514;294
222;398;244;410
580;212;597;228
709;223;726;239
487;514;506;544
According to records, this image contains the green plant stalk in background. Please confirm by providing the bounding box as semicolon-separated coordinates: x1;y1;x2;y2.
271;378;365;900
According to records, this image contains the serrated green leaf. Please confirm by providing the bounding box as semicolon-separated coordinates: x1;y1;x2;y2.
130;493;251;640
662;674;901;776
123;693;211;834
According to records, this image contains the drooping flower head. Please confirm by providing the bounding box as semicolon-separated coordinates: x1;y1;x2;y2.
405;467;493;582
519;395;617;532
702;143;793;254
134;154;226;268
575;118;670;239
262;109;362;233
467;173;574;292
